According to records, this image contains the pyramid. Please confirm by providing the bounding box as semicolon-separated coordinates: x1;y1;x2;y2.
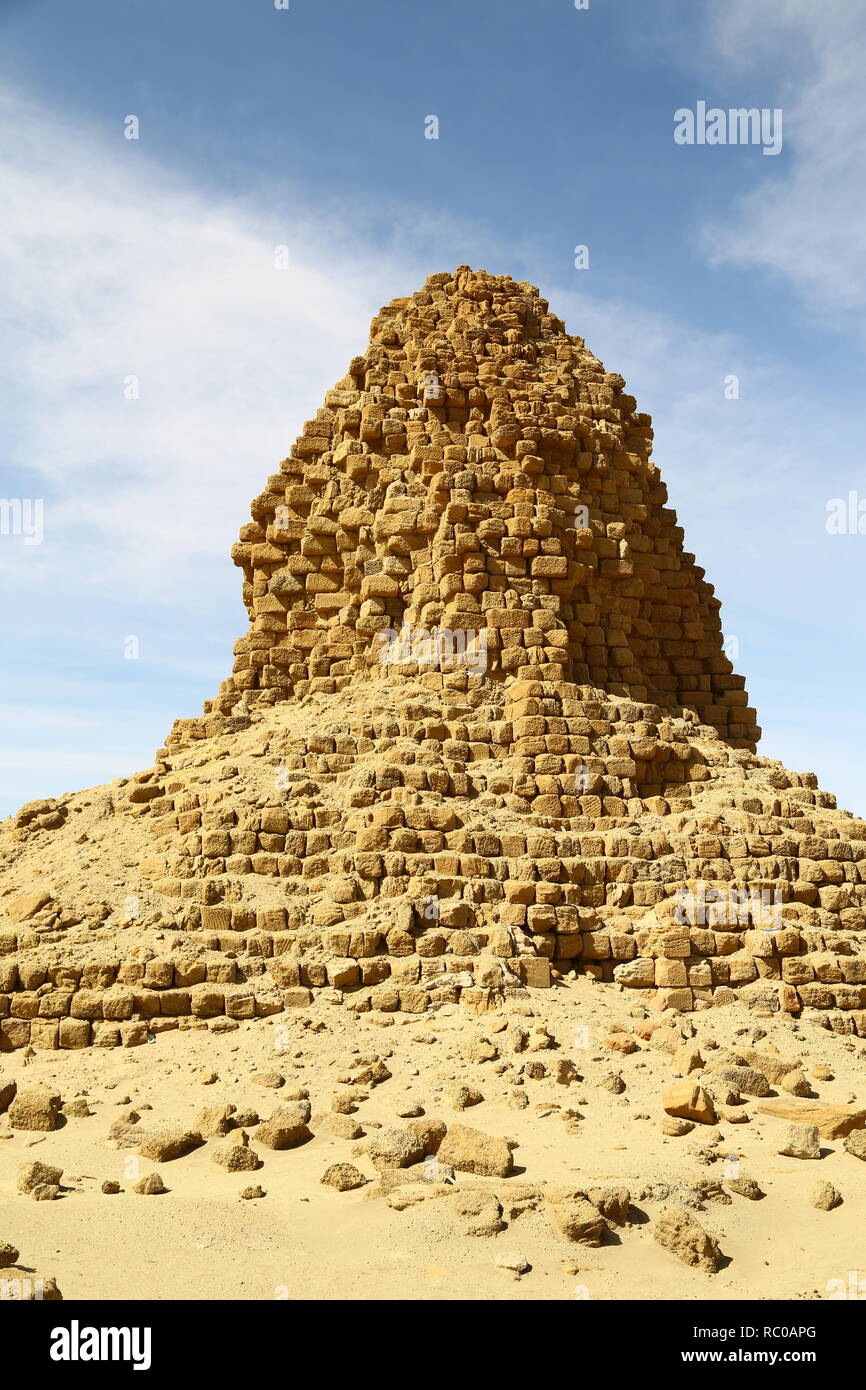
2;266;865;1054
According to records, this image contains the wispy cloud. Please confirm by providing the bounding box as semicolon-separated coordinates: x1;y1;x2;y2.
696;0;866;318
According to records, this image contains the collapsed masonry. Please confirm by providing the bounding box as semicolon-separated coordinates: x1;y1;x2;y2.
2;267;865;1050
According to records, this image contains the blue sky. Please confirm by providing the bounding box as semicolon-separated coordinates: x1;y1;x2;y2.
1;0;865;818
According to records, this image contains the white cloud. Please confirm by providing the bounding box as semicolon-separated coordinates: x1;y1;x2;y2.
696;1;866;316
0;87;400;602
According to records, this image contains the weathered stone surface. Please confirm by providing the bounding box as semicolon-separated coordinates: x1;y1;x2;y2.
321;1163;367;1191
195;1104;236;1137
714;1065;771;1098
654;1206;723;1272
811;1181;842;1210
778;1124;821;1160
671;1044;704;1076
17;1160;63;1195
132;1173;167;1195
366;1127;425;1172
437;1124;513;1178
843;1131;866;1162
757;1100;866;1140
0;268;861;1049
661;1115;695;1137
726;1176;763;1200
662;1081;716;1125
6;890;52;922
448;1189;505;1236
546;1193;608;1246
256;1101;312;1150
408;1117;447;1155
315;1111;364;1141
138;1129;204;1162
736;1048;801;1085
586;1185;632;1226
212;1140;261;1171
780;1070;812;1098
8;1089;61;1132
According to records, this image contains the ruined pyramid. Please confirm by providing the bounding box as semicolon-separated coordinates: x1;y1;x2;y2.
2;266;865;1053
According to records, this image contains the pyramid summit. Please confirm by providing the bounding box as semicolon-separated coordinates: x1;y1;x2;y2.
169;264;759;749
2;266;866;1051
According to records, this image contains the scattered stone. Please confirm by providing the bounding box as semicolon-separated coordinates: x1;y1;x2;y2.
450;1084;483;1110
662;1081;716;1126
437;1124;514;1178
212;1140;261;1172
138;1129;204;1163
0;1242;19;1269
495;1250;530;1276
421;1155;456;1183
8;1089;62;1132
321;1163;367;1192
717;1104;750;1125
661;1112;695;1134
316;1111;363;1140
778;1124;821;1160
448;1189;505;1236
133;1173;166;1195
713;1066;770;1098
735;1048;801;1086
240;1185;265;1200
7;889;52;921
546;1193;608;1246
18;1159;63;1194
661;1115;694;1137
843;1131;866;1162
195;1104;236;1137
256;1101;312;1150
604;1033;637;1054
588;1186;632;1225
756;1100;866;1140
101;1181;121;1194
107;1113;146;1146
654;1206;723;1273
780;1070;812;1098
0;1078;17;1113
408;1117;447;1154
811;1181;842;1210
32;1184;60;1201
726;1177;763;1200
61;1098;92;1118
671;1044;704;1076
366;1127;424;1172
251;1072;284;1089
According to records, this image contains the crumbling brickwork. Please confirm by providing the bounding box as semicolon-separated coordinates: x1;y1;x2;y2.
2;269;864;1050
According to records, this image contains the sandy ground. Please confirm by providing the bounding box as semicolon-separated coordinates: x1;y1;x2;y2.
2;976;864;1302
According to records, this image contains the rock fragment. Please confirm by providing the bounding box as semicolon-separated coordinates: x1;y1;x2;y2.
654;1206;723;1273
437;1124;514;1178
